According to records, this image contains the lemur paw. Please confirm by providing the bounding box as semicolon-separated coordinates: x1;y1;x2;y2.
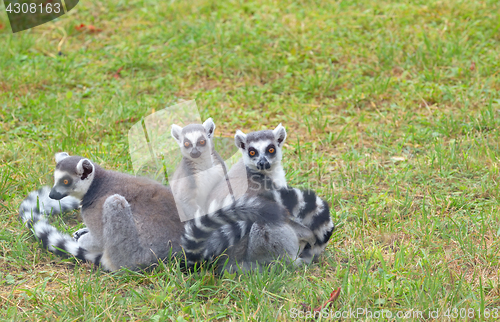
73;228;89;241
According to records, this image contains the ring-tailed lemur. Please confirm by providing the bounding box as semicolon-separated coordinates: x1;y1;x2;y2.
207;124;335;262
170;118;234;221
19;152;311;272
186;187;334;269
19;152;187;271
233;125;335;262
204;124;288;204
234;123;288;193
181;194;316;273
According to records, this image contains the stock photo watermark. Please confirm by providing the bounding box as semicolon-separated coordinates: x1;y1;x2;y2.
278;307;500;320
128;100;245;222
3;0;79;33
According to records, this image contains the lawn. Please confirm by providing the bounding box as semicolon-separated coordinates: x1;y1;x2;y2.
1;0;500;320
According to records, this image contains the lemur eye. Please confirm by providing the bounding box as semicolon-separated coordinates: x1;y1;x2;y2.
184;142;190;147
64;179;69;185
268;148;275;154
199;140;206;146
249;151;256;156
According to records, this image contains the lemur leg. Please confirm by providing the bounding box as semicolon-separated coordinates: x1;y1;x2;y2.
100;194;152;271
76;230;103;254
214;237;265;274
287;221;317;264
234;222;307;272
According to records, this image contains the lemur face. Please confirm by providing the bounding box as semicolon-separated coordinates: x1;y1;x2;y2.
235;124;287;172
171;118;215;161
49;152;95;200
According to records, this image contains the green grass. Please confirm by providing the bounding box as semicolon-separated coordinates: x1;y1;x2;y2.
2;0;500;320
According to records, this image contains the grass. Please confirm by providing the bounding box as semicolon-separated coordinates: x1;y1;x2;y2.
1;0;500;320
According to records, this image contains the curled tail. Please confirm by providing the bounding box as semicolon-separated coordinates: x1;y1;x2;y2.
19;186;80;228
31;221;102;264
19;187;101;265
181;195;287;266
272;188;334;261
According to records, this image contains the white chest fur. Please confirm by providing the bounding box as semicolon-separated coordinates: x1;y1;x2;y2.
268;164;287;188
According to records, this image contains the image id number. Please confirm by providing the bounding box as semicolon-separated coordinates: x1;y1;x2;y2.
6;2;61;14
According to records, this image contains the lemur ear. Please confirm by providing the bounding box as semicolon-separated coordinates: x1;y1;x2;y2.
273;123;287;147
171;124;183;143
55;152;70;163
234;130;247;150
203;118;216;139
76;159;94;180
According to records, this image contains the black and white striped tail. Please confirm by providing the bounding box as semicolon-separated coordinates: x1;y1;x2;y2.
31;220;102;264
19;186;80;228
19;187;102;265
181;195;286;266
272;188;334;261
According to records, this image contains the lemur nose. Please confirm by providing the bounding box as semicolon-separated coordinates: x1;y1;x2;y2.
257;160;271;170
190;149;201;158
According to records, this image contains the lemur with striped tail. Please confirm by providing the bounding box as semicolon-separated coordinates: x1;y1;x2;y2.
19;152;314;272
19;152;186;271
207;124;335;263
169;119;317;272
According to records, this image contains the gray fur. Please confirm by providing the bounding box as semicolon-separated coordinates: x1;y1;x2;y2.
235;125;334;262
245;130;275;143
170;118;233;221
22;152;303;273
206;124;288;203
233;124;287;191
100;195;167;271
181;195;316;273
207;124;334;264
29;153;186;271
215;220;315;273
55;152;70;163
179;124;317;272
